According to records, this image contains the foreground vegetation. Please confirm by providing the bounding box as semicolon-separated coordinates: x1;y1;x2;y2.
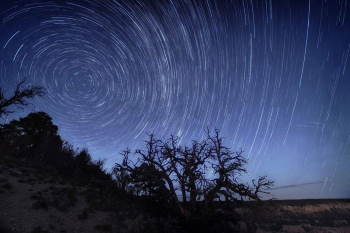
0;81;276;232
2;81;348;232
1;151;349;233
113;130;273;217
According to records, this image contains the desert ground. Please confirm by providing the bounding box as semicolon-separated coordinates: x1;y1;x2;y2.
0;160;349;233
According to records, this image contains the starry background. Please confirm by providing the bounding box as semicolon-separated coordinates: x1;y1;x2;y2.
0;0;349;199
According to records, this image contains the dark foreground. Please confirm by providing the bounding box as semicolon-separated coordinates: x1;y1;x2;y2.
0;159;349;233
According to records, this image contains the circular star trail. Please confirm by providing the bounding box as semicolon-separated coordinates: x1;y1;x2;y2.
1;0;350;199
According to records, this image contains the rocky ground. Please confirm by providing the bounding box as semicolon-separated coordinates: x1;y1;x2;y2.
235;199;350;233
0;159;349;233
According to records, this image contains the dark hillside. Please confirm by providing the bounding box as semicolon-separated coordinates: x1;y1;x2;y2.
0;112;179;233
1;155;349;233
0;112;349;233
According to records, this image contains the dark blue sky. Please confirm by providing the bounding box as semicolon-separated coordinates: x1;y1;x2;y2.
0;0;349;199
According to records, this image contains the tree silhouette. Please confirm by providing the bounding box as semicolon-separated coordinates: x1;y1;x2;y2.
113;130;274;216
0;112;61;159
0;110;112;187
0;80;45;117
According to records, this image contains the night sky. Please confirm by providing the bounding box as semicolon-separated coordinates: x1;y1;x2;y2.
0;0;349;199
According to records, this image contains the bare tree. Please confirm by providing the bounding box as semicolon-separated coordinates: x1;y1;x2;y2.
113;130;274;215
0;80;45;117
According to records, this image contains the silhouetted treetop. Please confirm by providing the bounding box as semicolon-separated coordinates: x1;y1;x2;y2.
0;80;45;117
0;111;112;187
6;112;58;137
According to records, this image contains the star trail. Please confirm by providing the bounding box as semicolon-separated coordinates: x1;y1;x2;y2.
0;0;349;199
